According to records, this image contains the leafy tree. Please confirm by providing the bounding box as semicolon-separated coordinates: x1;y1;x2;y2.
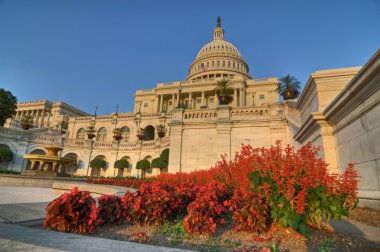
136;159;150;170
0;88;17;126
0;148;13;162
160;148;169;169
114;159;129;169
136;159;150;179
90;158;106;168
151;157;162;169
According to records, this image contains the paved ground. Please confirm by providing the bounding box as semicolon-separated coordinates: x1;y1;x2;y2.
0;222;194;252
0;186;61;223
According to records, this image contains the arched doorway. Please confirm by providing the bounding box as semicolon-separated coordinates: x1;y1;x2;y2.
63;153;78;175
143;125;155;141
118;156;132;177
91;155;107;177
0;144;13;171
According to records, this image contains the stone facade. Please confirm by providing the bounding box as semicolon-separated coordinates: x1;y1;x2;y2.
0;19;379;208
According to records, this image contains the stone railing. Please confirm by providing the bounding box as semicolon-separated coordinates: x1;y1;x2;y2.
64;138;91;148
230;107;270;120
182;106;273;122
0;126;170;151
29;134;62;146
183;109;217;121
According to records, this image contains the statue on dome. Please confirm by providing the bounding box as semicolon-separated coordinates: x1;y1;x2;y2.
217;16;221;27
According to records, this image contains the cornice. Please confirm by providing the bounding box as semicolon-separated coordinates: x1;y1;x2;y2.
294;112;325;142
324;49;380;125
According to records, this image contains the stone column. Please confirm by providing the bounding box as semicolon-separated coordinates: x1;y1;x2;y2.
216;105;232;159
154;96;159;112
233;89;237;107
201;91;205;106
30;161;36;170
35;110;41;127
46;113;51;127
188;93;192;109
172;94;175;110
159;95;164;112
240;88;244;107
168;108;184;173
39;110;45;127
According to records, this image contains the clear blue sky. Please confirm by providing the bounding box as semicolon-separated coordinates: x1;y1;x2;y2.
1;0;379;115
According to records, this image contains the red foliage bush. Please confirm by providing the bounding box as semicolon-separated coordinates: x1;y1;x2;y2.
47;141;359;238
87;178;150;189
229;189;270;233
44;187;97;234
97;195;124;225
183;181;231;236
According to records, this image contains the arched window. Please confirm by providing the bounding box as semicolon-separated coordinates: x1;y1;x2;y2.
212;61;214;67
228;61;231;67
97;128;107;142
121;126;130;142
76;128;86;139
233;62;235;68
143;125;155;141
223;61;225;67
217;60;220;67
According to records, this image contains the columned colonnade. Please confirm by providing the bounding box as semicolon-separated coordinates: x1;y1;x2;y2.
155;87;249;112
14;110;52;127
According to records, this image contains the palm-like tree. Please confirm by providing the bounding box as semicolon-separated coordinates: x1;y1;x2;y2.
278;74;301;100
214;79;234;105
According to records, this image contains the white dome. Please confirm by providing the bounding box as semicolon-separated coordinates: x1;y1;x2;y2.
186;17;250;81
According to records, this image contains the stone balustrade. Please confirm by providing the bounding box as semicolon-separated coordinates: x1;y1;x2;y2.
230;107;270;120
182;105;277;122
0;126;169;151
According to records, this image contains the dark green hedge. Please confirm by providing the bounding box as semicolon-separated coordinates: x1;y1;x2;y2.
90;158;106;168
159;148;169;168
136;159;150;170
0;148;13;162
151;157;162;169
114;159;129;169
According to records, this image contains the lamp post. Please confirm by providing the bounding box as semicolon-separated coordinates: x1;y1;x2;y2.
177;83;183;108
86;106;97;177
112;105;123;177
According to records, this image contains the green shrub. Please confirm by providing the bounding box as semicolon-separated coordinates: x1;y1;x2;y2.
114;159;129;169
136;159;150;170
0;148;13;162
151;157;162;169
160;148;169;168
90;158;106;168
0;169;20;174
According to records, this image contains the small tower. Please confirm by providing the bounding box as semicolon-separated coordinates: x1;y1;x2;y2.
213;16;224;40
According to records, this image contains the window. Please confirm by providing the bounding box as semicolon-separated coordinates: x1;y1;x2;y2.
144;103;148;108
121;126;130;142
76;128;86;139
259;95;265;100
97;128;107;142
197;99;202;104
209;98;214;103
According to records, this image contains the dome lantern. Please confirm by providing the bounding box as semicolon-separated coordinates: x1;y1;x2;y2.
213;16;224;40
